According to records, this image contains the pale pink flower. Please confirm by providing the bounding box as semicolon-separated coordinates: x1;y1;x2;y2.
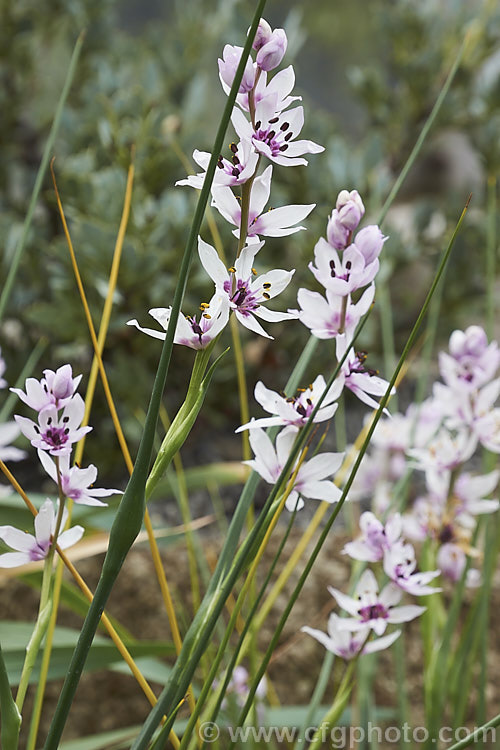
309;237;380;296
38;450;122;507
437;543;466;582
0;499;83;568
176;141;259;190
336;335;394;413
10;365;82;414
198;238;296;339
230;66;301;115
329;569;426;636
243;425;343;511
383;542;441;596
218;45;256;93
256;29;287;72
127;292;230;350
210;165;315;241
14;394;91;456
294;284;374;341
343;511;403;562
236;374;344;432
302;613;400;660
232;100;323;167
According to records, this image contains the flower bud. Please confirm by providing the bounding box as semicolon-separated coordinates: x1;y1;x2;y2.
252;19;273;50
256;29;287;71
218;45;255;93
449;325;488;360
326;209;350;250
44;365;78;400
336;189;365;215
354;225;386;264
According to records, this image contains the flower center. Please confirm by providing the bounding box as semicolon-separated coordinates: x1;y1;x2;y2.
253;117;291;157
359;603;388;622
43;426;69;448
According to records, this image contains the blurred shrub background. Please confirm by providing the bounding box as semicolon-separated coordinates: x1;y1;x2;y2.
1;0;499;483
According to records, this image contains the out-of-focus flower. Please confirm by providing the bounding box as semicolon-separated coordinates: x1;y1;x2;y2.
38;450;122;507
15;394;91;456
407;428;477;472
440;325;500;390
0;348;7;389
329;569;426;636
343;511;402;562
128;293;230;350
198;238;296;339
383;542;441;596
302;612;400;660
243;425;343;511
437;543;466;582
236;374;344;432
0;499;84;568
0;422;26;462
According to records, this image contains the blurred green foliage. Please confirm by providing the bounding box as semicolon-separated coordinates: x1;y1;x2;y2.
1;0;499;479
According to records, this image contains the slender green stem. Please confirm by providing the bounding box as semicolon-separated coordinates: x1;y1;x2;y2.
485;175;497;339
0;32;85;323
43;4;267;744
445;712;500;750
0;642;21;749
15;560;53;713
308;659;357;750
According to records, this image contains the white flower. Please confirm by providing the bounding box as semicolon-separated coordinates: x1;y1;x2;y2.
127;292;230;350
0;499;84;568
343;511;403;562
198;238;296;339
10;365;82;414
302;613;400;660
232;100;323;168
336;335;394;413
295;284;374;341
176;141;259;190
236;374;344;432
14;394;91;456
243;425;343;511
211;165;315;241
329;569;426;636
37;450;122;507
383;542;441;596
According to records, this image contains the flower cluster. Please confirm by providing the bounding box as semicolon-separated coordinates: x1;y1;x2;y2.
0;365;121;568
129;18;323;344
348;326;500;585
302;514;439;660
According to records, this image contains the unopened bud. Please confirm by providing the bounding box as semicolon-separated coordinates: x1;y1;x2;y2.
218;45;255;93
256;29;287;71
252;19;273;50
